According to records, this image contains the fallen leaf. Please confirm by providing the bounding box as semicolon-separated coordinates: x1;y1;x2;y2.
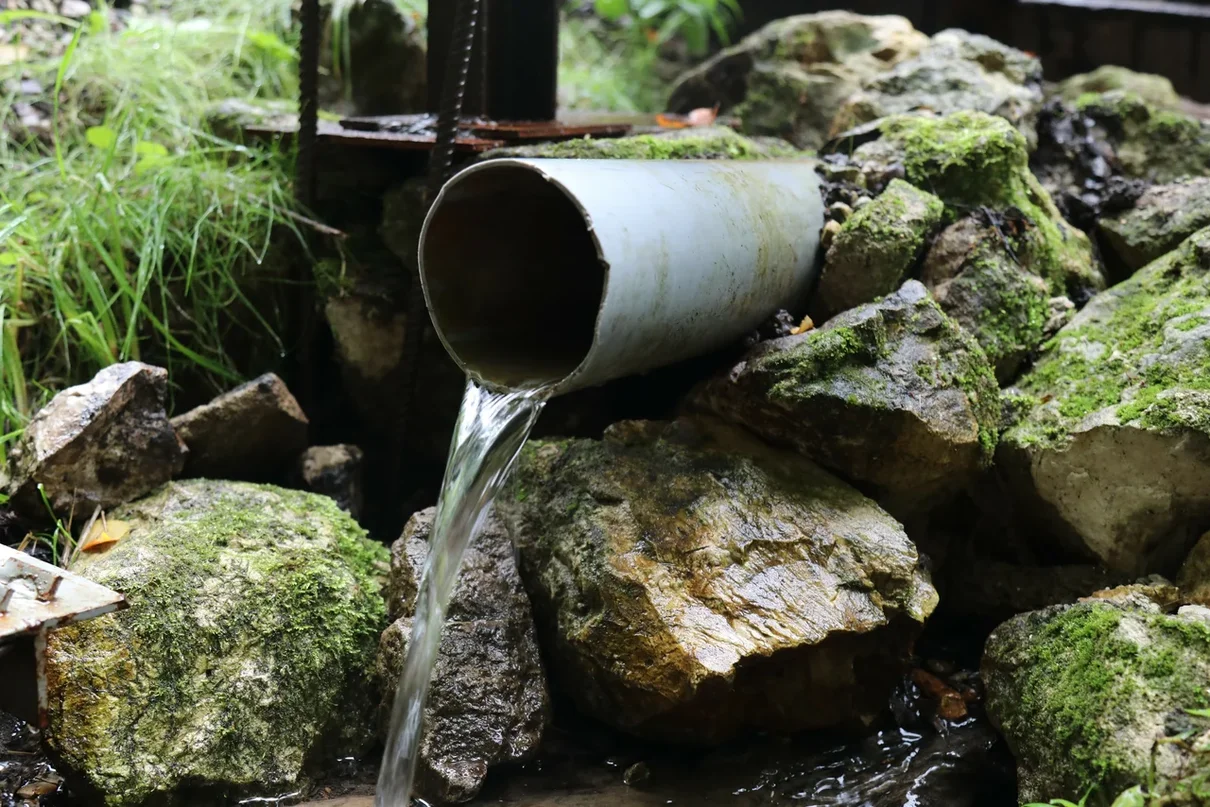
655;113;691;130
790;315;815;335
910;668;969;721
81;517;130;552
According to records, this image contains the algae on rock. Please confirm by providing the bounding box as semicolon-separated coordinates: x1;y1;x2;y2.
667;12;928;149
984;600;1210;804
1076;91;1210;183
817;178;944;315
497;417;937;744
481;126;800;161
691;280;1000;518
1000;226;1210;574
1099;177;1210;272
43;480;389;807
1054;65;1182;111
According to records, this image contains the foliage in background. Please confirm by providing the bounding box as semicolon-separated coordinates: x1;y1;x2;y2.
558;16;668;112
328;0;425;90
0;1;303;455
592;0;741;57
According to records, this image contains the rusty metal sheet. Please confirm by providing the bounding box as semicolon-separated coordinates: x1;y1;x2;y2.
0;545;126;641
243;120;506;153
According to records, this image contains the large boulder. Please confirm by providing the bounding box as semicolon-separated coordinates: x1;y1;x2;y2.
171;372;308;482
816;179;944;316
668;12;928;149
317;0;426;117
999;226;1210;575
497;417;938;744
377;508;549;804
832;30;1044;146
4;362;186;517
1054;65;1182;111
983;600;1210;804
690;281;1000;517
1099;177;1210;273
43;480;388;807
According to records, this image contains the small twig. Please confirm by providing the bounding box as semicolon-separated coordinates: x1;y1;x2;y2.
282;209;347;239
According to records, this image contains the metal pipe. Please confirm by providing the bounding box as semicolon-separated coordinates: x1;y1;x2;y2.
418;158;824;396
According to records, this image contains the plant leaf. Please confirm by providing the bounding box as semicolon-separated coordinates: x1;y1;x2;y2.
594;0;629;21
135;141;169;158
0;253;17;267
85;125;118;151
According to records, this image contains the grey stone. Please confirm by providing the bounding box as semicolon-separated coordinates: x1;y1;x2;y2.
297;444;364;521
1099;178;1210;272
172;372;308;482
378;507;549;804
5;362;186;517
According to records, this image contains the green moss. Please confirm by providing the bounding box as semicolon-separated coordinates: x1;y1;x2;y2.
759;322;886;407
1008;227;1210;450
483;126;802;161
989;603;1210;801
875;112;1101;297
46;480;389;806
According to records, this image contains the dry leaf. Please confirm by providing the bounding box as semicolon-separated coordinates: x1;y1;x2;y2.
656;106;720;130
686;106;719;127
790;315;815;335
81;517;130;552
655;113;691;130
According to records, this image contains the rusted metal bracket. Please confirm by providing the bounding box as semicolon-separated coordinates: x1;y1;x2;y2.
0;546;126;727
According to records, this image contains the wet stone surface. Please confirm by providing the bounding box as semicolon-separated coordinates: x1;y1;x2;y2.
0;713;67;807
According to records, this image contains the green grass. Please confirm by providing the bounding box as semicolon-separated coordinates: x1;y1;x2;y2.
0;2;304;457
558;16;670;112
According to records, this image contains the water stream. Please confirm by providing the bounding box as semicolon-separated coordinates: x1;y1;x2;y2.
376;379;549;807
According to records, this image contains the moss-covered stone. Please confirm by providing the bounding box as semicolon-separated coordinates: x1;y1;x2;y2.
999;227;1210;573
1077;91;1210;183
481;126;800;162
497;416;937;744
817;178;944;314
44;480;389;807
1099;177;1210;272
832;29;1043;146
983;600;1210;804
922;216;1052;382
690;280;1000;518
1055;65;1182;111
667;12;928;149
848;111;1105;299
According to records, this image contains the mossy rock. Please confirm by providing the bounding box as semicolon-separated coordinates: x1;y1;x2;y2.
667;12;928;149
832;29;1043;147
922;215;1053;383
846;111;1104;299
983;600;1210;804
1099;178;1210;272
1000;226;1210;573
497;416;937;744
480;126;800;161
690;280;1000;518
44;480;390;807
1077;90;1210;183
1055;65;1182;111
818;178;945;315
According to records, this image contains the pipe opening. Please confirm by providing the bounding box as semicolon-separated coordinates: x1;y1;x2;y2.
420;164;606;389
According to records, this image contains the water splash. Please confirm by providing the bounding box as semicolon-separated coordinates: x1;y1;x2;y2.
376;379;548;806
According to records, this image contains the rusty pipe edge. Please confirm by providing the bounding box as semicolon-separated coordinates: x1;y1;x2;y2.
417;157;825;396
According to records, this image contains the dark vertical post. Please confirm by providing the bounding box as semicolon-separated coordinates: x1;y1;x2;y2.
294;0;321;415
486;0;559;121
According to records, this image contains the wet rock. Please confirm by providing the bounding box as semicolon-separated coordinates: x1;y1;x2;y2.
43;480;388;807
1081;576;1181;611
1099;177;1210;272
921;216;1052;383
380;177;427;273
4;362;185;518
481;126;799;161
1177;531;1210;606
498;416;938;743
317;0;426;117
297;444;364;521
667;12;928;149
205;98;297;142
171;372;308;482
378;507;549;804
1054;65;1182;111
817;179;944;316
832;30;1044;147
983;600;1210;803
999;226;1210;574
834;111;1104;299
1077;91;1210;183
690;281;999;517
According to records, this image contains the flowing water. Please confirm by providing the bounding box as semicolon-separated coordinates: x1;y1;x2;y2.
376;379;549;807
